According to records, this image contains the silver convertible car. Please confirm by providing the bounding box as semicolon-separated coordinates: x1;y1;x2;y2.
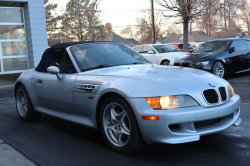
15;42;241;153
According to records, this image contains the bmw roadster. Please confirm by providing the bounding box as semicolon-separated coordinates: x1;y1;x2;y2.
15;42;241;153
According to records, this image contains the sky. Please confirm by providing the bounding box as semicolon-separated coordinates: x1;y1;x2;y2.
50;0;175;33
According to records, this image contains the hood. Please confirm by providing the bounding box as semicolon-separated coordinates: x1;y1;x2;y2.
176;52;216;60
80;64;228;94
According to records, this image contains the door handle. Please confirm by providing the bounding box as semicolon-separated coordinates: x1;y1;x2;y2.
37;79;43;84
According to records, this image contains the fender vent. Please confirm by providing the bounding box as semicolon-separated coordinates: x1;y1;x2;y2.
75;83;100;93
79;85;96;92
203;89;219;104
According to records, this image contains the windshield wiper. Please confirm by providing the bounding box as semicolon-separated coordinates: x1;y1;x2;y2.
81;64;111;72
132;62;144;64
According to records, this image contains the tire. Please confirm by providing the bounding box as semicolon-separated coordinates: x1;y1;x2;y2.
211;61;225;78
161;60;170;65
99;96;145;153
15;85;40;121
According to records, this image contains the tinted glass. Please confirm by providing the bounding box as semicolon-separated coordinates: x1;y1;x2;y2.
178;44;193;49
1;41;27;56
194;40;231;53
153;44;179;53
3;57;28;71
246;41;250;49
70;43;149;71
230;40;248;51
0;8;23;23
133;46;142;52
0;25;25;39
142;46;154;53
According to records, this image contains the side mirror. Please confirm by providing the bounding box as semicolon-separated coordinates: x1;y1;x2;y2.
229;47;236;53
148;50;154;54
47;66;63;80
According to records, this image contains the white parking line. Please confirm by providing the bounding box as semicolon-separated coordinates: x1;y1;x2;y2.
0;139;36;166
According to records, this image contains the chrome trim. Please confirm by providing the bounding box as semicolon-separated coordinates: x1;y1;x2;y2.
66;47;81;73
202;89;219;105
74;83;100;93
235;68;250;74
202;87;229;106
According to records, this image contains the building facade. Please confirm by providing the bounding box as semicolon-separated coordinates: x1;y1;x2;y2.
0;0;47;85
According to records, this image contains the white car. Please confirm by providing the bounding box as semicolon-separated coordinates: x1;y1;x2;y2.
133;44;188;65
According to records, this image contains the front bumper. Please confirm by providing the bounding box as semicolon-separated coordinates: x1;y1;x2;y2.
126;94;241;144
173;60;212;72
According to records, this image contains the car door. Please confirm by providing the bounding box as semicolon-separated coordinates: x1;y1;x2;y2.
34;49;77;114
244;40;250;70
141;46;158;63
226;40;248;72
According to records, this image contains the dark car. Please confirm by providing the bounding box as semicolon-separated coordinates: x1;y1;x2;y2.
172;38;250;78
170;43;194;52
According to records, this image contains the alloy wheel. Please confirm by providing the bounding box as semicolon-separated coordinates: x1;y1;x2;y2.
213;62;224;78
16;89;28;117
103;102;131;147
161;60;170;65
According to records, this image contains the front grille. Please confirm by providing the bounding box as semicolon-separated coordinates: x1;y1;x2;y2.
180;63;189;67
219;87;227;101
203;89;219;104
174;62;180;66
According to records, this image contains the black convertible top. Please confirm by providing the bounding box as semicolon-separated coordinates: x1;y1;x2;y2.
35;41;114;72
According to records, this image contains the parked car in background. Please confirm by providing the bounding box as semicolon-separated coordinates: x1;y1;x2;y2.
171;38;250;78
14;41;241;153
133;44;188;65
169;43;195;52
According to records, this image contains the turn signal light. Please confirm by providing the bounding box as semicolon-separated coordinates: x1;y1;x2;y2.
228;84;234;97
142;116;159;120
145;97;161;109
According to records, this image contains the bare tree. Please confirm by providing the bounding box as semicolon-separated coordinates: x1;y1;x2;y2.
120;24;134;38
105;22;113;37
156;0;208;51
162;24;181;37
44;0;60;46
135;11;164;44
238;0;250;34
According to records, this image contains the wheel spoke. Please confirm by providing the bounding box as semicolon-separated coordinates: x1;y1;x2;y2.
110;107;117;122
114;130;121;144
106;122;116;131
117;110;126;120
120;127;130;136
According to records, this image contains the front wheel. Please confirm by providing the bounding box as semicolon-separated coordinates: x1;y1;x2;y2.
211;61;225;78
100;96;145;153
161;60;170;65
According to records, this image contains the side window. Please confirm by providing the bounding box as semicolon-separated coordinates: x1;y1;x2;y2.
246;41;250;49
44;49;76;74
230;40;247;51
142;46;155;54
133;46;142;53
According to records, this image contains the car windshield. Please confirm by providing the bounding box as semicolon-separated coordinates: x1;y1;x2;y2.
194;40;231;53
70;43;149;71
152;44;179;53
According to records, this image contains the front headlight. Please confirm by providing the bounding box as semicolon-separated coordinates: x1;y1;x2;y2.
169;59;175;65
145;95;199;109
228;84;234;97
195;61;209;66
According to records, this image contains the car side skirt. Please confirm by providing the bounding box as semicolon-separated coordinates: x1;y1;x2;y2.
35;106;97;129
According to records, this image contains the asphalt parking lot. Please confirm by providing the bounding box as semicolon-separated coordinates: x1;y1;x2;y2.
0;72;250;166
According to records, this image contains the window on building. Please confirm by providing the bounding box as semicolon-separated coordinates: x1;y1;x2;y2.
0;7;28;74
